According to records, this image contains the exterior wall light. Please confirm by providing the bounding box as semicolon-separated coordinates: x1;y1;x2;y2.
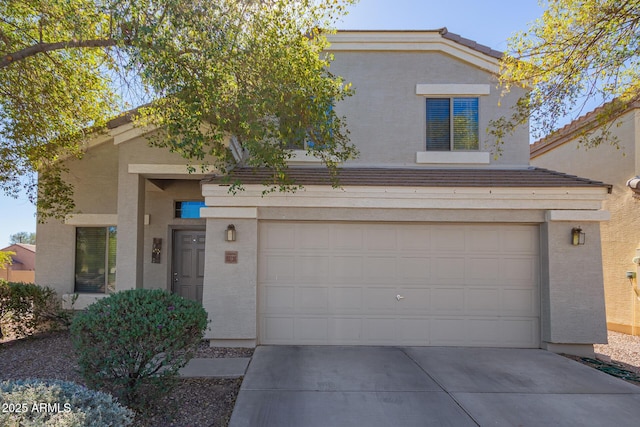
225;224;236;242
571;227;585;246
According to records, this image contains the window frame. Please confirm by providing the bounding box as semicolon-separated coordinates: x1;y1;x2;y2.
175;200;206;219
425;97;479;152
74;226;116;294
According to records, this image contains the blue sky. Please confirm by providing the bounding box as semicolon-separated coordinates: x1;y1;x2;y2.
0;1;544;247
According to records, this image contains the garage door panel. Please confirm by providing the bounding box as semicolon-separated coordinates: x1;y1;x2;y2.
364;317;397;344
261;255;295;282
503;288;537;315
330;318;363;343
398;257;431;281
432;227;466;251
501;258;538;286
430;318;467;345
397;227;431;251
261;224;295;250
297;256;330;282
364;257;397;282
331;287;363;312
466;257;500;283
431;288;465;313
262;317;294;342
499;319;539;347
333;226;364;250
365;226;398;251
468;228;501;252
263;285;295;312
504;228;538;252
295;286;329;313
398;318;430;344
466;288;500;313
364;288;397;312
398;288;431;312
297;224;330;249
295;317;329;343
259;222;539;347
434;257;466;281
331;256;364;280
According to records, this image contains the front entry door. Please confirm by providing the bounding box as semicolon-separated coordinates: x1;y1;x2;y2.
172;230;206;303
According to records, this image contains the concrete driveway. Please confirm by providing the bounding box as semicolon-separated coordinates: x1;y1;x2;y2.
229;346;640;427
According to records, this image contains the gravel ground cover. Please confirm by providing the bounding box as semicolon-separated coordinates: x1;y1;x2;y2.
2;330;639;426
0;331;252;426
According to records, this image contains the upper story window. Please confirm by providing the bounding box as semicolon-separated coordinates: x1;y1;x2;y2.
425;98;479;151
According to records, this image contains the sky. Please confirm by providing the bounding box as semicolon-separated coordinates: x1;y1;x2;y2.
0;0;545;247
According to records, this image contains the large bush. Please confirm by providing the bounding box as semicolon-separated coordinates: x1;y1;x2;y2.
0;378;134;426
70;289;208;407
0;281;72;340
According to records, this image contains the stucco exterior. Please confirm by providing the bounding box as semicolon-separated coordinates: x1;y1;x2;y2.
532;107;640;335
35;30;610;355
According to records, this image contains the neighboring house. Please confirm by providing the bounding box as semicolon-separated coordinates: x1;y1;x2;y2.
1;244;36;283
36;29;612;357
531;100;640;336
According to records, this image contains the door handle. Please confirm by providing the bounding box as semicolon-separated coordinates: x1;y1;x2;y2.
396;294;405;301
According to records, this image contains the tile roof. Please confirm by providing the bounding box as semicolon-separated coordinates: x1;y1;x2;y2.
439;28;503;59
205;167;612;192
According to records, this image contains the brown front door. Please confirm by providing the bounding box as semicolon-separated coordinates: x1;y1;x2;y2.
172;230;206;303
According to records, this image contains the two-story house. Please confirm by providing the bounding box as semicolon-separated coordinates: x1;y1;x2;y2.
36;30;612;356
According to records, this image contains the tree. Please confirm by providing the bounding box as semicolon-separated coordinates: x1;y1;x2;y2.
1;0;359;220
9;231;36;245
0;251;13;270
492;0;640;148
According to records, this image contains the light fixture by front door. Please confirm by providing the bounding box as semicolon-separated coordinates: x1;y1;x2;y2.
225;224;236;242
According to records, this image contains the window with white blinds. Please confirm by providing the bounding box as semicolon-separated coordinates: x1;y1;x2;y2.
426;98;479;151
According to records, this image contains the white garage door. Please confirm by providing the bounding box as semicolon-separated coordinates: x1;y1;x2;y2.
258;222;539;347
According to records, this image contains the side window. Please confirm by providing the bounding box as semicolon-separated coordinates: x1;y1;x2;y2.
75;226;117;293
426;98;478;151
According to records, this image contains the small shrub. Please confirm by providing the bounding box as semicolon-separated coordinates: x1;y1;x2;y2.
0;378;134;427
0;282;72;340
70;289;208;407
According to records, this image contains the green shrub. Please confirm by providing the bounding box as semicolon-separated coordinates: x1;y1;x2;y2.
70;289;208;407
0;378;134;426
0;282;72;340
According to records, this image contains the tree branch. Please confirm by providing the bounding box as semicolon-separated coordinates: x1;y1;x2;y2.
1;38;121;68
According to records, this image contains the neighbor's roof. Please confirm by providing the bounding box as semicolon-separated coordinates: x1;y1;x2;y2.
530;98;640;158
1;243;35;253
205;167;612;192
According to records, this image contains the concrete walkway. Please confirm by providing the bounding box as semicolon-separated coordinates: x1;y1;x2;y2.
230;346;640;427
179;357;251;378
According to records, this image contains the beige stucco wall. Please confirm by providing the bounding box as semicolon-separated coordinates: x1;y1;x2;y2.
36;141;119;296
203;216;258;346
36;137;208;298
540;221;607;346
532;110;640;334
329;51;530;167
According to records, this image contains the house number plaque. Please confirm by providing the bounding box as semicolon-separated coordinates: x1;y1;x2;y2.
225;251;238;264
